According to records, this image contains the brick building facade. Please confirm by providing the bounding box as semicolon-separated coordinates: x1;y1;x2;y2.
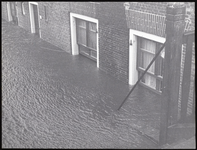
97;2;129;82
1;2;195;91
39;2;71;53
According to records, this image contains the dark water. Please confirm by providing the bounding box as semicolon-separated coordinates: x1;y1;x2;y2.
2;19;161;148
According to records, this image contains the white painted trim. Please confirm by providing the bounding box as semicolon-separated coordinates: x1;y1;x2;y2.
70;14;78;55
129;29;166;43
29;2;41;38
15;2;19;23
22;2;26;15
7;2;12;21
7;2;19;23
70;13;98;24
70;12;99;68
29;2;39;5
129;30;138;85
129;29;166;85
96;20;99;68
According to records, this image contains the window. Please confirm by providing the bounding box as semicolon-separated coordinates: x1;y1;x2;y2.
76;18;97;60
137;37;164;92
21;2;25;15
44;6;48;22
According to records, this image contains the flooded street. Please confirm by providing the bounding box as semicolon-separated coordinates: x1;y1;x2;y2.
2;19;161;148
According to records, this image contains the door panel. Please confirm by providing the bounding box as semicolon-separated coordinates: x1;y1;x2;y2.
77;19;87;45
76;18;97;61
88;22;97;50
79;45;90;55
91;50;97;59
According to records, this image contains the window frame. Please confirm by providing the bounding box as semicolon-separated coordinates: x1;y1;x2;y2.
137;36;164;94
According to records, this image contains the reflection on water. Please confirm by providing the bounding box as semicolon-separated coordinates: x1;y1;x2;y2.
2;20;160;148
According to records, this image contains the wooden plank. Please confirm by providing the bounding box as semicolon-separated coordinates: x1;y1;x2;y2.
159;5;186;145
188;76;195;123
191;77;195;122
159;37;171;145
184;30;195;36
180;34;194;122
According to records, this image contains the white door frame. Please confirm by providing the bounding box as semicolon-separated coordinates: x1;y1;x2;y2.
29;2;41;38
70;12;99;68
7;2;12;21
129;29;165;85
7;2;19;23
16;2;19;23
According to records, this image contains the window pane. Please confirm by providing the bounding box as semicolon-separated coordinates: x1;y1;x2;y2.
141;38;147;49
89;22;96;31
91;50;97;58
77;28;86;45
138;51;143;68
142;74;156;89
156;45;165;76
77;19;87;45
157;56;163;76
156;79;162;92
87;22;97;49
142;52;155;73
88;31;97;49
77;19;86;28
141;38;156;53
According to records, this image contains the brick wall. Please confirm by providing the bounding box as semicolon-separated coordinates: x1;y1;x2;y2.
129;2;167;16
1;2;8;21
97;2;129;83
39;2;71;53
70;2;98;18
126;2;167;37
126;9;166;37
126;2;195;37
17;2;31;32
2;2;194;86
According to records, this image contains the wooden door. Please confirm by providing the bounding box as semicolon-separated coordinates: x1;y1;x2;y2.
76;19;97;61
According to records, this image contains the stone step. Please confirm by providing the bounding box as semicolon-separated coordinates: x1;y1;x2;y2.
161;138;187;149
161;136;196;149
166;123;195;145
172;136;196;149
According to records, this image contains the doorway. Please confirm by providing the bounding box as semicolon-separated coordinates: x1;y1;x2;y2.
7;2;18;25
29;2;40;37
76;18;97;61
70;13;99;68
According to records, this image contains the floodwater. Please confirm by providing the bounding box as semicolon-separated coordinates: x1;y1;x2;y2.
2;19;161;148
